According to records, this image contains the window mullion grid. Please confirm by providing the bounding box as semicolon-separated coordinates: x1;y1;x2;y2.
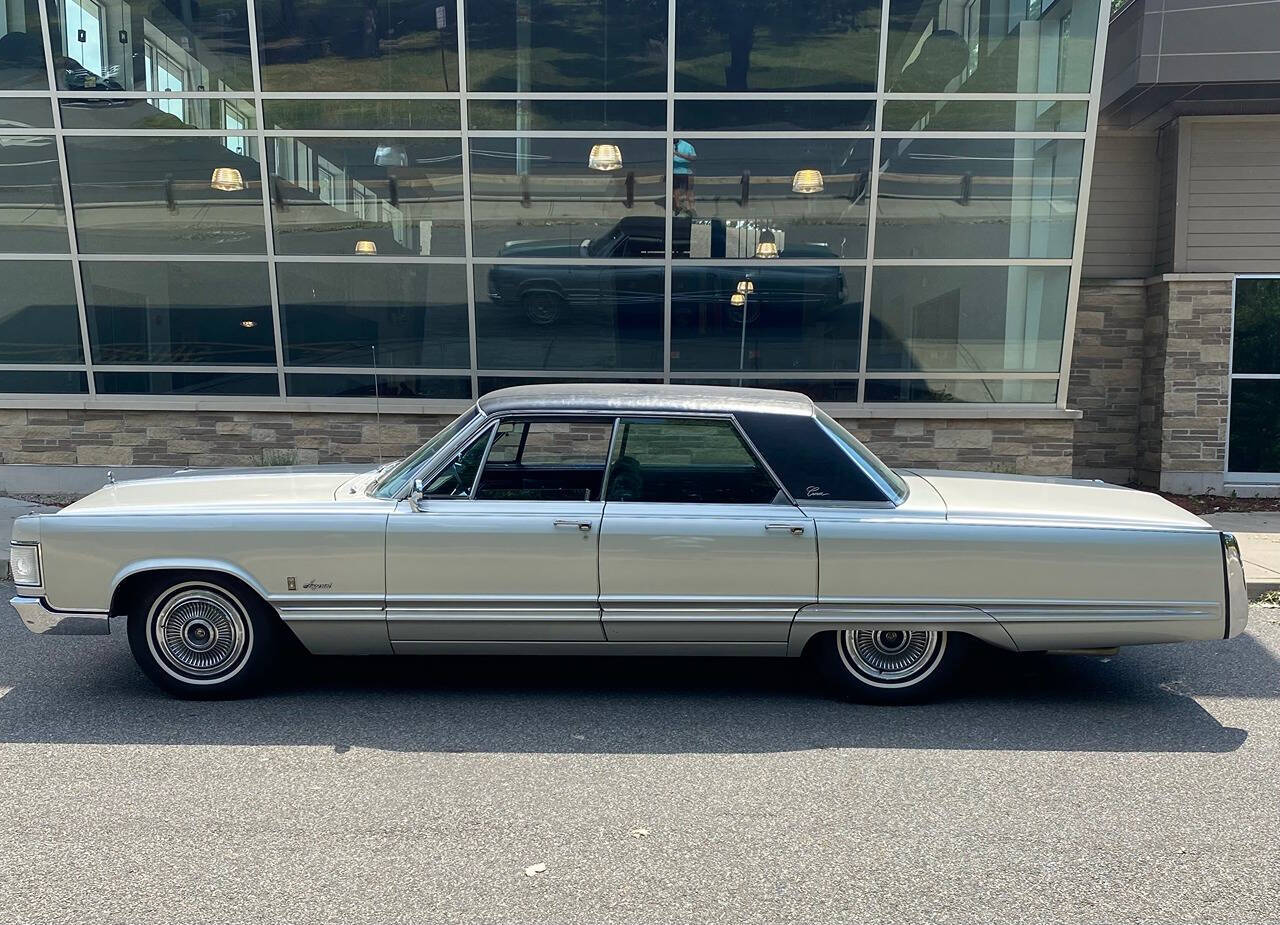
857;0;893;405
663;0;676;385
456;0;480;400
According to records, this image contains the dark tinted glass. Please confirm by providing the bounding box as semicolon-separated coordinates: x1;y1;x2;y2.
0;261;82;362
736;410;885;501
875;138;1083;259
277;262;469;368
1228;379;1280;474
476;264;663;371
864;378;1057;403
95;370;279;395
0;370;87;393
81;260;275;364
0;134;68;252
1231;278;1280;374
0;97;53;126
60;98;257;131
881;99;1088;133
479;375;661;393
671;377;860;402
605;417;779;504
267;136;464;257
885;0;1098;94
64;135;266;254
675;100;874;132
285;373;471;399
468;99;666;132
868;266;1068;373
47;0;253;91
0;3;50;89
263;99;460;131
465;0;667;92
256;0;458;91
671;266;862;372
470;137;666;258
676;0;881;92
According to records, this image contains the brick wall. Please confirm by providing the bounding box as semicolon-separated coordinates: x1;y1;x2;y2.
0;408;1075;477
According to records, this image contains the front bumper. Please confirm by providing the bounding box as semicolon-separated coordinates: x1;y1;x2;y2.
10;596;109;635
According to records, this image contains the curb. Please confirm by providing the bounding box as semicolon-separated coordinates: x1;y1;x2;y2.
1247;579;1280;601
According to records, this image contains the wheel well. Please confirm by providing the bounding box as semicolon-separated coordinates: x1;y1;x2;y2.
110;569;269;620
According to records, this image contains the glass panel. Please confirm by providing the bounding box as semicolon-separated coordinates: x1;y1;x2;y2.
465;0;666;93
1228;380;1280;474
256;0;458;91
95;370;279;395
81;260;275;364
868;265;1069;373
0;134;68;252
0;3;50;89
669;138;871;259
0;97;54;127
468;99;666;132
675;0;881;92
60;98;258;131
1231;278;1280;375
277;262;470;367
479;375;661;393
469;136;666;258
884;0;1099;94
0;261;82;362
670;266;863;372
476;264;663;371
671;377;861;402
0;370;87;392
267;136;464;257
263;99;460;131
875;137;1083;259
47;0;253;92
64;135;266;254
374;405;481;498
675;100;875;133
864;378;1057;402
605;417;779;504
475;417;613;500
882;99;1088;133
285;373;471;399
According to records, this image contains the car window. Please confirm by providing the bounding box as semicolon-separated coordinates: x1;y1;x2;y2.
422;426;491;498
474;417;614;501
604;417;783;504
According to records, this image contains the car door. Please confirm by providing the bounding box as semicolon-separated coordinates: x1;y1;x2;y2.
597;415;817;646
384;415;614;649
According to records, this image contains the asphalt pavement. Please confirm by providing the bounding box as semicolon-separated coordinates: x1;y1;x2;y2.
1;584;1278;924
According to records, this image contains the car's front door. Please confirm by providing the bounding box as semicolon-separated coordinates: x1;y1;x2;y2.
597;416;817;646
385;415;614;650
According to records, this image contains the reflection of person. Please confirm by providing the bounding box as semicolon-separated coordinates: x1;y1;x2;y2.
673;139;697;215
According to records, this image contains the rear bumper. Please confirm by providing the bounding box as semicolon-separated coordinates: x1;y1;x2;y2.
10;596;109;635
1222;533;1250;639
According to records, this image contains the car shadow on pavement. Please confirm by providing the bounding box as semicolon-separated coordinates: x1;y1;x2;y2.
1;615;1273;754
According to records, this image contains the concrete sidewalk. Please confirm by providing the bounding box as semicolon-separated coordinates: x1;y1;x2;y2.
1203;513;1280;597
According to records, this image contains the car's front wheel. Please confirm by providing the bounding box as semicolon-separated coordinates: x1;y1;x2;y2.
126;575;280;699
811;628;964;704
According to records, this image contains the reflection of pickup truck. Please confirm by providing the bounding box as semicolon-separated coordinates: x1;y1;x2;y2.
488;217;846;325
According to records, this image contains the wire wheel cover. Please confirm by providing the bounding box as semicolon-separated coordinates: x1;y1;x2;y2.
840;628;942;684
153;588;249;678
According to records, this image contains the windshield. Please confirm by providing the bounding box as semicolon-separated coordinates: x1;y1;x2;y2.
814;408;909;501
371;406;481;498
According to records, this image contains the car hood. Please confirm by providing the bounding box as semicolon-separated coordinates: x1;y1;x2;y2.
59;466;378;514
907;469;1212;531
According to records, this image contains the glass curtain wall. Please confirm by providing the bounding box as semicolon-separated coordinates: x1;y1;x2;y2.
0;0;1105;404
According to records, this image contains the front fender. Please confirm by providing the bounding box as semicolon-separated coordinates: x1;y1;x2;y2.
109;557;272;613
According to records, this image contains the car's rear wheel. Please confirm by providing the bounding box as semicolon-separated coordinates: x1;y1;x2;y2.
811;628;963;704
126;575;280;699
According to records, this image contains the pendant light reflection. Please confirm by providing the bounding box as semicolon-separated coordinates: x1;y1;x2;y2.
210;167;245;191
354;240;378;255
588;143;623;171
791;168;824;194
239;320;257;329
754;229;779;259
729;292;747;307
736;280;754;295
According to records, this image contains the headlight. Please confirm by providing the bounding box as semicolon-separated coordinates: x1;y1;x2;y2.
8;543;41;586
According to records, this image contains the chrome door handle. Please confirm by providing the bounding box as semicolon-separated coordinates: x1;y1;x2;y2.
554;520;593;532
765;523;806;536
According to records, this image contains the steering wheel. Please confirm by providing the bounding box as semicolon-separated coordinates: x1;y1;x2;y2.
450;459;471;496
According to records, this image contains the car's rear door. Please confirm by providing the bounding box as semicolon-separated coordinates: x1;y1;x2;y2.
597;415;817;647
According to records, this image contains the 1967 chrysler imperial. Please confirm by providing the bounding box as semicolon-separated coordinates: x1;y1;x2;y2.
9;384;1248;703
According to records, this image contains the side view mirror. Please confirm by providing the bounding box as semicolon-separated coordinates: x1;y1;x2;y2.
410;478;425;512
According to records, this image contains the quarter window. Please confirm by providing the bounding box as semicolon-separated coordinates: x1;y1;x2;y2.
604;417;782;505
422;427;491;498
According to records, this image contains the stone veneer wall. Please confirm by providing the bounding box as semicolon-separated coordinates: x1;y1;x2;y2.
0;408;1076;477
